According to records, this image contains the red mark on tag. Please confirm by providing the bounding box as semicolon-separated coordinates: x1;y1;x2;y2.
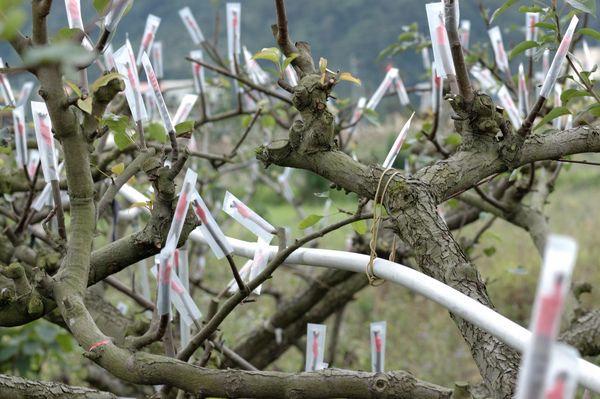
375;334;382;353
436;24;446;46
232;11;238;31
171;280;183;294
39;117;53;147
187;16;197;30
195;203;208;224
142;26;156;47
175;191;188;221
125;63;138;91
148;69;160;93
237;204;251;219
68;0;81;19
536;276;564;336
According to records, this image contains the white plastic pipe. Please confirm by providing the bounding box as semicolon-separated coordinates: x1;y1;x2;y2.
119;186;600;393
189;231;600;393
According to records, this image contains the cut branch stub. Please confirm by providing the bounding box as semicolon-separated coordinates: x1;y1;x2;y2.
289;73;335;153
447;91;506;147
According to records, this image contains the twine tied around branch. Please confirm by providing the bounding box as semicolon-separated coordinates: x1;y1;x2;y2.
366;168;401;286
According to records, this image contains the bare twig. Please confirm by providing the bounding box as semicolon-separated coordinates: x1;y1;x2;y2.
186;57;292;104
443;173;501;202
50;180;67;241
444;0;473;102
230;107;262;156
556;158;600;167
104;276;154;311
517;95;546;138
474;186;508;213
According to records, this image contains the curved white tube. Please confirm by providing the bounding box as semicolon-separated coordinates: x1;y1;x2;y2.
119;186;600;392
190;230;600;393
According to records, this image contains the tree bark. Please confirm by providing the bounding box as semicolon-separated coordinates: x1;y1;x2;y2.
0;373;117;399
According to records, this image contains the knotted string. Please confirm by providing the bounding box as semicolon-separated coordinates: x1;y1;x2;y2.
366;168;401;286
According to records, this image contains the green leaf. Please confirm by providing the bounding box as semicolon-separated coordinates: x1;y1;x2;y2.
0;345;18;362
0;8;26;41
574;102;600;121
561;88;592;102
146;122;167;143
111;162;125;175
113;129;137;151
490;0;523;23
534;22;557;31
373;204;388;216
93;0;112;15
261;115;275;127
175;120;195;137
336;98;350;107
16;356;31;376
351;220;368;235
561;10;582;26
102;117;127;136
533;106;572;131
443;132;462;146
338;72;361;86
483;247;497;257
447;198;460;208
53;27;83;42
299;214;323;229
319;57;327;73
77;97;93;114
376;44;398;61
23;42;96;69
218;77;230;88
577;28;600;41
282;53;300;74
362;108;380;127
397;32;415;42
22;340;42;356
518;5;544;12
252;48;281;65
240;115;253;127
565;0;596;17
55;334;74;352
590;104;600;117
543;10;557;20
509;41;539;60
91;72;126;94
63;78;81;97
314;191;330;198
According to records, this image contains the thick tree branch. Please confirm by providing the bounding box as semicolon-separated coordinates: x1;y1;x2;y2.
32;0;52;45
0;373;116;399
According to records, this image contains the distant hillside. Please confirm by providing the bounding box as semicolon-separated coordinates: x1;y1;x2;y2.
1;0;597;107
